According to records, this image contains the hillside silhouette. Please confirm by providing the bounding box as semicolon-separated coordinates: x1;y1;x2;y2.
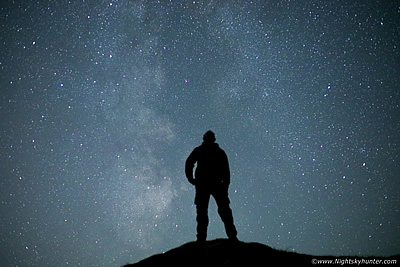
123;239;398;266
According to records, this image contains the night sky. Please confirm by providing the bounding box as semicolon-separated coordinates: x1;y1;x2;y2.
1;0;399;266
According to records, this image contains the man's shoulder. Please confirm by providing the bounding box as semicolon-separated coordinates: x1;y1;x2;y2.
198;143;222;150
193;145;202;151
190;145;203;156
213;143;225;152
200;143;227;155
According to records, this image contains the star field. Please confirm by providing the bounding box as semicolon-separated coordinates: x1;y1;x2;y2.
1;1;399;266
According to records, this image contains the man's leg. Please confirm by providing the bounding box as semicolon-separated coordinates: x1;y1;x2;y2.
195;187;211;242
213;189;238;240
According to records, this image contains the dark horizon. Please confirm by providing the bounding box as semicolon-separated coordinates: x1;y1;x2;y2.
124;239;399;266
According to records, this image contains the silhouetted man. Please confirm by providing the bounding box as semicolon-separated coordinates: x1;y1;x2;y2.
185;130;238;242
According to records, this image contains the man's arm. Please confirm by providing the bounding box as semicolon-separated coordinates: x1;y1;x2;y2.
221;150;230;187
185;149;197;185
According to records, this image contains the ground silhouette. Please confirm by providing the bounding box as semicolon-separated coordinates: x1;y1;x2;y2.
123;239;398;267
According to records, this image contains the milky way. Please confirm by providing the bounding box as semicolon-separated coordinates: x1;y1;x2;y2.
1;1;399;266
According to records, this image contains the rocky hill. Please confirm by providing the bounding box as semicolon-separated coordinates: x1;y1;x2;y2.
123;239;398;266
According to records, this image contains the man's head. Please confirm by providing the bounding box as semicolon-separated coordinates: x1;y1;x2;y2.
203;130;216;143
